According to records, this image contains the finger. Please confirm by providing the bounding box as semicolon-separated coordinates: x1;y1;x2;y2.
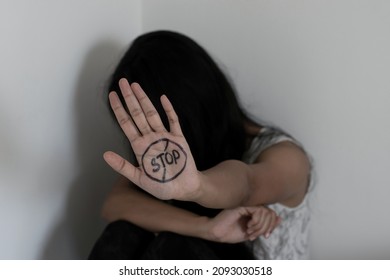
131;83;167;132
262;212;281;239
249;228;266;241
254;212;273;237
247;212;266;235
103;151;141;186
109;91;139;142
248;228;262;241
264;213;278;238
247;212;267;241
119;78;151;135
161;95;183;135
247;207;263;228
268;216;282;236
247;219;266;236
248;217;271;240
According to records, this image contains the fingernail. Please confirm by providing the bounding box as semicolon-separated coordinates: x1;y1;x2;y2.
265;232;270;239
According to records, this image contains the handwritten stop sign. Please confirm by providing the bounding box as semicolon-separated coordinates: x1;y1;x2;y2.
141;138;187;183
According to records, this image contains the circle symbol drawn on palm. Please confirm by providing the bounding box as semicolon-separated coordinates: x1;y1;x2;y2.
141;138;187;183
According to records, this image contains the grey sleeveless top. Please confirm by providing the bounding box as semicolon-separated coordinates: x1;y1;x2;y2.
243;126;313;259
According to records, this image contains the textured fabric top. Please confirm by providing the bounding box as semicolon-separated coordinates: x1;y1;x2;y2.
243;126;313;259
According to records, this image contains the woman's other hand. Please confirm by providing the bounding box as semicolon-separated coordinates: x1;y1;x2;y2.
205;206;281;243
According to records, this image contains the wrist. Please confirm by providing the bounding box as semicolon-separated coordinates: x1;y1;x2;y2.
185;170;206;203
195;215;228;243
193;215;213;240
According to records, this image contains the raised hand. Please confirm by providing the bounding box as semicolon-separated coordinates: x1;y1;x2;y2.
206;206;281;244
103;78;201;201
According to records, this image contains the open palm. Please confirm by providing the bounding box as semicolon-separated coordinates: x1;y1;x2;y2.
103;79;201;201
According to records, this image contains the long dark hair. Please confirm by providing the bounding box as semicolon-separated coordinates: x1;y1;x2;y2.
108;30;253;172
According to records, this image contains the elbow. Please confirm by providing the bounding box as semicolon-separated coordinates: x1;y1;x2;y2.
100;208;109;222
100;202;111;222
100;197;118;222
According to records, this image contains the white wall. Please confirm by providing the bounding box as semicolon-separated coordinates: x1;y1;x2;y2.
1;0;389;260
0;0;141;259
142;0;390;259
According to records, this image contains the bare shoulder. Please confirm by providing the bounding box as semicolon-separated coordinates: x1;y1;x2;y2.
253;140;311;207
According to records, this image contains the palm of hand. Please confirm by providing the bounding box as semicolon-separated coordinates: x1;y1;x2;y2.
103;79;200;201
132;134;200;200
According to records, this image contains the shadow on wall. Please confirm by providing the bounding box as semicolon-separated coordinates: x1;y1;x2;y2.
41;40;128;259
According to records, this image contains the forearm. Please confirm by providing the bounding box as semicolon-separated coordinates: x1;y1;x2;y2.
102;179;211;239
194;160;254;209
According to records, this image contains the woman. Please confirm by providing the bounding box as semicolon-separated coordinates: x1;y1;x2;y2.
89;30;312;259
